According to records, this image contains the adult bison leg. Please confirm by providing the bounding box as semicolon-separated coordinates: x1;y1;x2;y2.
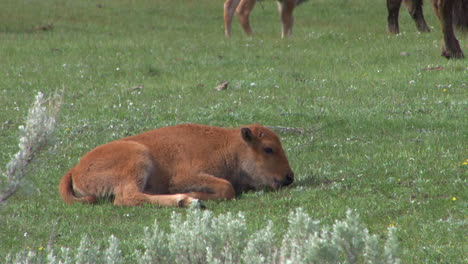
224;0;241;37
387;0;403;33
236;0;257;36
431;0;464;58
171;172;236;201
278;0;296;38
403;0;430;32
452;0;468;30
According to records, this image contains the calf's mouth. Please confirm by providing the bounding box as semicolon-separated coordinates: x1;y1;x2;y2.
273;172;294;189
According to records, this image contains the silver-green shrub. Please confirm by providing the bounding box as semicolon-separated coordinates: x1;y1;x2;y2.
0;92;61;204
75;235;99;264
5;208;399;264
137;220;171;263
331;209;368;263
383;227;400;264
161;210;248;264
241;221;276;264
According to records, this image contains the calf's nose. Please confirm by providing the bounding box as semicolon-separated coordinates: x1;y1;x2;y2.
282;172;294;186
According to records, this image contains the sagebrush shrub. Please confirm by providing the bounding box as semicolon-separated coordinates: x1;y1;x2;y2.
0;92;61;203
6;208;399;264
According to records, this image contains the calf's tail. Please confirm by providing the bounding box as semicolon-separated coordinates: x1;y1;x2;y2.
59;169;96;204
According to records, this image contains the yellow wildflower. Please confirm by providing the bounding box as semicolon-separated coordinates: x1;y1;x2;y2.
452;197;457;201
442;88;447;92
39;246;44;251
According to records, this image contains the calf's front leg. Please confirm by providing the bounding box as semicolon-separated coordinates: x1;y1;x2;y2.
171;172;236;201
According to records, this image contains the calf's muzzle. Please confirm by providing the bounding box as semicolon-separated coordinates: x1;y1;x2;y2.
280;171;294;187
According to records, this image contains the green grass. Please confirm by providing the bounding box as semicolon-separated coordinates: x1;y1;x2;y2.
0;0;466;262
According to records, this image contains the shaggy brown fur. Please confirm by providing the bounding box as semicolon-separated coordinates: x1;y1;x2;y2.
387;0;430;34
59;124;294;207
431;0;466;58
387;0;466;58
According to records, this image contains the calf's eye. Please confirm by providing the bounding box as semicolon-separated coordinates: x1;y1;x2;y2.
263;147;273;154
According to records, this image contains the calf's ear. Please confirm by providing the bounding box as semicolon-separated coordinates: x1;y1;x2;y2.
241;127;254;143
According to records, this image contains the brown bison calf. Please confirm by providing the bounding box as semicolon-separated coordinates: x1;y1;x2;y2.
387;0;467;59
59;123;294;207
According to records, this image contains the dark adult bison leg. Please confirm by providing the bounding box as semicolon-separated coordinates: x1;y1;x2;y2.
452;0;468;30
387;0;403;33
403;0;431;32
431;0;464;58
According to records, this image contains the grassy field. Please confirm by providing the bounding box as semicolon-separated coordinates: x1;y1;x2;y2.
0;0;467;262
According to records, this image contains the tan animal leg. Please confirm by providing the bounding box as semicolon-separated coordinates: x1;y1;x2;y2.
113;184;196;207
172;172;236;201
277;0;296;38
224;0;241;37
236;0;257;36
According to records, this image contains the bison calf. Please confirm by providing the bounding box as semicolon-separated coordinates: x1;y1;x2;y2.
59;123;294;207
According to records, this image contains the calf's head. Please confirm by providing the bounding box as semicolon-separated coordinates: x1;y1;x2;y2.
238;124;294;190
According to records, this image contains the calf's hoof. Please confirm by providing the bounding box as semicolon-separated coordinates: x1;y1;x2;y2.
189;199;206;210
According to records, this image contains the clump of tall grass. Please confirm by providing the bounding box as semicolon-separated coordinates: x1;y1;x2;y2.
6;208;399;264
0;92;61;204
